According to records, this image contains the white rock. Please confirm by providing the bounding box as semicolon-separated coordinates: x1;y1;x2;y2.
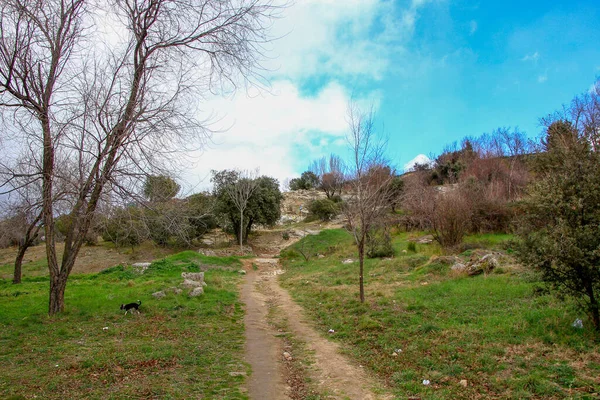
189;287;204;297
422;379;430;386
181;279;202;288
181;272;204;282
451;263;467;272
152;291;166;299
328;329;335;334
132;262;151;268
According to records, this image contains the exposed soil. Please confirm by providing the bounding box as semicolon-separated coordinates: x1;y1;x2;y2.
240;229;392;400
241;261;289;400
0;241;180;279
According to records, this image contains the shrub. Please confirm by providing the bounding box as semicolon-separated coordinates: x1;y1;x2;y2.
100;208;148;248
431;190;472;250
366;226;394;258
308;199;339;221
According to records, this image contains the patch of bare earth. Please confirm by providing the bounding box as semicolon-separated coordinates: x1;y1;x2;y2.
0;241;181;279
241;247;393;400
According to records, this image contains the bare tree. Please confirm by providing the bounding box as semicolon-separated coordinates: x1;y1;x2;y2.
342;102;395;303
309;154;345;198
223;169;259;252
0;0;281;314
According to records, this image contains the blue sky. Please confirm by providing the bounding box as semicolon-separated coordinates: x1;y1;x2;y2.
185;0;600;191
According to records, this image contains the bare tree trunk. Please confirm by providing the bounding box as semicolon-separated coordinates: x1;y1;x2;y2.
49;273;68;314
13;215;42;284
358;238;365;303
42;119;62;314
240;208;244;251
13;248;26;284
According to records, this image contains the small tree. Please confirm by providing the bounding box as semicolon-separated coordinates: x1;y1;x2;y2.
212;171;282;246
289;171;320;190
343;102;395;303
307;198;339;221
517;127;600;331
310;154;345;198
224;170;260;252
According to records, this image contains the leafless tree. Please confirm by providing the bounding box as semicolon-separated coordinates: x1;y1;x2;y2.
342;101;395;303
0;0;281;314
223;169;259;252
309;154;345;199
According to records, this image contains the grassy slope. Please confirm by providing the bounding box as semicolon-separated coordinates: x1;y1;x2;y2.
279;229;600;399
0;252;247;399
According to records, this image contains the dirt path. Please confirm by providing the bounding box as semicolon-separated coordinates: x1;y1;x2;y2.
241;262;289;400
240;235;392;400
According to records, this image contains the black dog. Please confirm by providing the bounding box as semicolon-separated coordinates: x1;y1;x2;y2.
120;300;141;315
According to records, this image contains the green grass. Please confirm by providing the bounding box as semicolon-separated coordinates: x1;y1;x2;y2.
279;229;600;399
0;253;248;399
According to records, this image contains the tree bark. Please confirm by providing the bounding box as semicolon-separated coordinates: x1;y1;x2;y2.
358;240;365;303
13;215;42;284
49;273;68;314
587;285;600;332
13;247;26;284
240;208;244;252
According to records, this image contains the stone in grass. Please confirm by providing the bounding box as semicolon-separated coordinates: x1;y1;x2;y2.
169;287;183;295
342;259;355;264
451;263;467;272
189;287;204;297
181;272;204;283
238;269;247;275
181;279;203;288
459;379;468;387
283;351;293;361
229;371;247;377
572;319;583;329
152;291;166;299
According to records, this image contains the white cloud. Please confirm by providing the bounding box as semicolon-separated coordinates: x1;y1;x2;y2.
537;74;547;83
177;0;433;192
521;51;540;62
181;80;376;191
266;0;430;81
403;154;432;172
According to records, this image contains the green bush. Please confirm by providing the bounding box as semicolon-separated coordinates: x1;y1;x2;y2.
308;198;339;221
366;226;394;258
100;207;148;248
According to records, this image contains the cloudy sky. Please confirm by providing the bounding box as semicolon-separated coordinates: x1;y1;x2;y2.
182;0;600;192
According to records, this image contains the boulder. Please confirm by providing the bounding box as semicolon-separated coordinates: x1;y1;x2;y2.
189;287;204;297
152;291;166;299
181;272;205;283
451;263;467;272
415;235;434;244
466;254;498;276
181;279;202;288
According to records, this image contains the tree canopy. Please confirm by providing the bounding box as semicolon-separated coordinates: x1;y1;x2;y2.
212;171;282;244
517;126;600;331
